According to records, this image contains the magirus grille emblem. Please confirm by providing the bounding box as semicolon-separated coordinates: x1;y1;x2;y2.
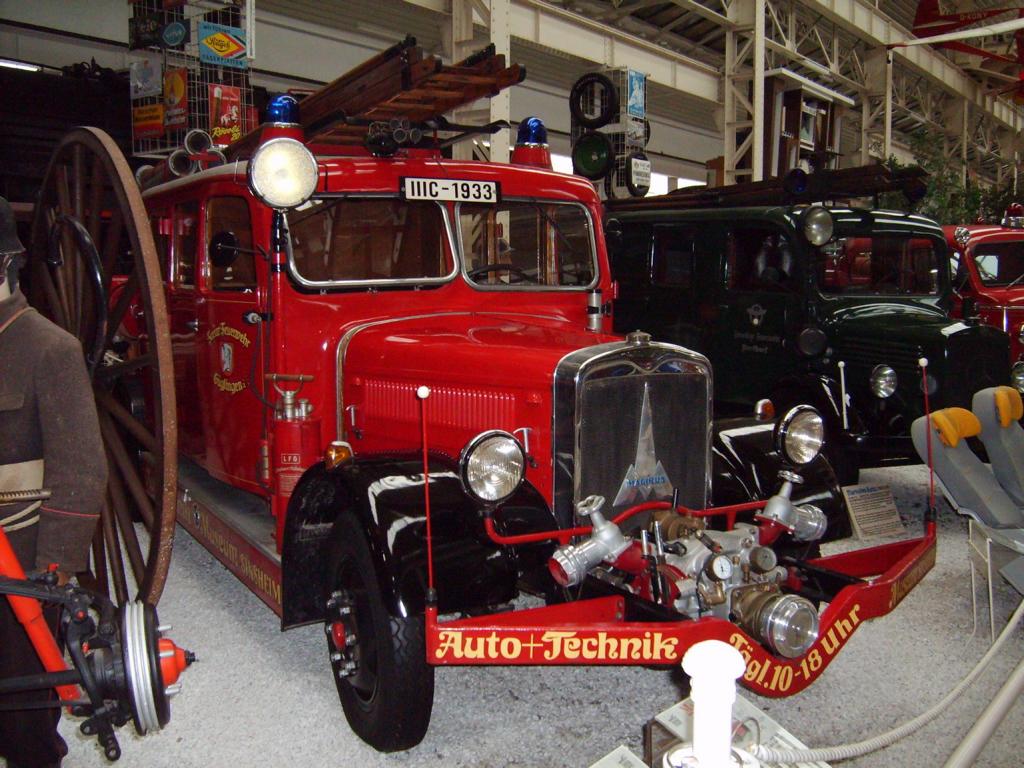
612;383;674;507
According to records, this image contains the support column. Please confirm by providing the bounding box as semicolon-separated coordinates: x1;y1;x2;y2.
723;0;765;184
962;101;969;188
447;0;510;162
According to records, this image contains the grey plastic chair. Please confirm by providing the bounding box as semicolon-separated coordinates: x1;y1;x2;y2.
910;408;1024;529
972;386;1024;507
911;408;1024;639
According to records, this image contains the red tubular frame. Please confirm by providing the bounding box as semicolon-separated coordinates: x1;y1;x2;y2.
483;499;766;546
0;528;80;702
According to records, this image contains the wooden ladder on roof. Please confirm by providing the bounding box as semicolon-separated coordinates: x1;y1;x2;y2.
226;36;525;159
605;164;929;211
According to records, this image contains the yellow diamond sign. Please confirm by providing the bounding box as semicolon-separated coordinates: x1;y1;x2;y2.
203;31;244;58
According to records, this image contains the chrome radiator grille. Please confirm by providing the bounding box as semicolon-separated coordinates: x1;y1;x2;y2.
553;341;712;528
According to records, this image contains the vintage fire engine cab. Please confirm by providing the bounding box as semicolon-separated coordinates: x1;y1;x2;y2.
946;206;1024;377
131;45;935;753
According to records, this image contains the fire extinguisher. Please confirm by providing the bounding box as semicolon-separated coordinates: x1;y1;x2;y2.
265;373;321;546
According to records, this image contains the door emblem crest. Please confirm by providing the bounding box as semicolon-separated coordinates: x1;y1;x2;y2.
747;303;767;327
220;342;234;374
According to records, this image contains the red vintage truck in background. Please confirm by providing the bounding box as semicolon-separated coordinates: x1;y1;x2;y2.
27;40;937;754
946;208;1024;388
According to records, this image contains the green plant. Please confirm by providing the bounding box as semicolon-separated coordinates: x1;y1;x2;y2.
877;130;1017;224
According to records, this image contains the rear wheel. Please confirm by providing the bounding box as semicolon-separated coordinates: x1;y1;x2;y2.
324;517;434;752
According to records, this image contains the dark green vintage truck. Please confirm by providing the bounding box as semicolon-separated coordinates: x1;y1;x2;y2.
606;168;1010;483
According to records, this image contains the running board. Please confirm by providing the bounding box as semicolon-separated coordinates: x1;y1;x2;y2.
176;459;283;616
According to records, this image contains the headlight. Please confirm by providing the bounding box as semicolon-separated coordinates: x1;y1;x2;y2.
735;591;819;659
1012;362;1024;393
870;364;897;398
802;206;834;246
459;431;525;503
776;406;824;464
247;137;318;209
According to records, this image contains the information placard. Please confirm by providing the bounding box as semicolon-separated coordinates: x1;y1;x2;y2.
841;483;905;538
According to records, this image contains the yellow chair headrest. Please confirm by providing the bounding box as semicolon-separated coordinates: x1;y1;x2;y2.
930;408;981;448
993;386;1023;428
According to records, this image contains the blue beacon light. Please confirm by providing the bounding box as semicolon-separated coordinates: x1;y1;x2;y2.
516;116;548;146
266;94;301;124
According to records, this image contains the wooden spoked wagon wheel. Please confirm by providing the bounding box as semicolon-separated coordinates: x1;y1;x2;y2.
28;127;177;605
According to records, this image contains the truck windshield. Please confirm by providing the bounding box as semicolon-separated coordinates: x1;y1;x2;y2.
817;235;943;296
458;200;596;288
288;197;453;285
972;241;1024;287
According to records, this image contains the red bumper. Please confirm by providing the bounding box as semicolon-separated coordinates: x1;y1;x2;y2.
425;529;936;697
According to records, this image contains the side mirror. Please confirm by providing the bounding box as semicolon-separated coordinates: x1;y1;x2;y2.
604;218;623;250
209;231;240;269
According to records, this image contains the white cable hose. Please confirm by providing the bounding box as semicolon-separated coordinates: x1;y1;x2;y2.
752;596;1024;765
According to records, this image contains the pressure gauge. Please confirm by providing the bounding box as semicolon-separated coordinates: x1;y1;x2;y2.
706;554;734;582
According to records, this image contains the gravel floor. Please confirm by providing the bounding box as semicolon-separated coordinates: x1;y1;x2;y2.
51;465;1024;768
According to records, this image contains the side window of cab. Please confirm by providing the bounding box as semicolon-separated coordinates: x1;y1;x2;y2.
206;196;257;291
652;226;699;287
173;201;199;288
725;226;798;292
150;211;171;278
949;250;970;292
611;222;653;289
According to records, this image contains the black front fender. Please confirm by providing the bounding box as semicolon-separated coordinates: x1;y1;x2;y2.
712;415;851;542
281;453;552;629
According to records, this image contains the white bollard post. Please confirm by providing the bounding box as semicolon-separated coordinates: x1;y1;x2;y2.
682;640;747;767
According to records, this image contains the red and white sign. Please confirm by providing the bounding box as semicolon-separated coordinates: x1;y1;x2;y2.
209;83;242;146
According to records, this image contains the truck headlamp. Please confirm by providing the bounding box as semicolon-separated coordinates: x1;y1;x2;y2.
459;431;525;504
247;137;318;209
870;364;897;398
802;206;834;246
1012;362;1024;393
776;406;824;465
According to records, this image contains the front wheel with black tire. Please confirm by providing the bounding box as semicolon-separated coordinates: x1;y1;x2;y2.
324;517;434;752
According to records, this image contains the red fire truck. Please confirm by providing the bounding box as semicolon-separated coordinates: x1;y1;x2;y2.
946;208;1024;380
27;40;935;753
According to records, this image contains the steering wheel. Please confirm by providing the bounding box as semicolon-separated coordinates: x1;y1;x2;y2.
466;262;530;284
558;264;592;285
